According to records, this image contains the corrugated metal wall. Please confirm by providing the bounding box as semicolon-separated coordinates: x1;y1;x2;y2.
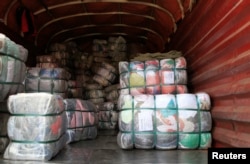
167;0;250;147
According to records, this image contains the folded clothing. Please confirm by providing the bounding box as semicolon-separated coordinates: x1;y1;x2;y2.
64;99;98;143
24;67;71;98
4;93;67;161
117;93;212;150
119;57;188;95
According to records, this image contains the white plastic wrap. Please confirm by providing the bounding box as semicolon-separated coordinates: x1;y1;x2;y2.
0;34;28;101
4;93;68;161
25;67;70;98
117;93;212;150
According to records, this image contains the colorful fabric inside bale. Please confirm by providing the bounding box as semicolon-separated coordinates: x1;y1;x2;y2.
64;99;98;143
117;93;212;150
119;57;188;95
4;93;67;161
24;67;71;98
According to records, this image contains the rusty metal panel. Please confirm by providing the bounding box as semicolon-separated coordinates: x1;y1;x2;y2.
167;0;250;147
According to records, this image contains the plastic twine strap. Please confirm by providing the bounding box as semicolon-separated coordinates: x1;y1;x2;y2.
153;95;157;148
50;69;55;94
175;95;179;149
11;132;66;144
11;110;64;117
0;52;25;63
132;95;135;148
196;94;202;149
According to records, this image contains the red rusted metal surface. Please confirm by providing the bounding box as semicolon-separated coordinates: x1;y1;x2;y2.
167;0;250;147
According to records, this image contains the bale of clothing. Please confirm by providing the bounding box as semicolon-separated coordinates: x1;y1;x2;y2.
96;102;119;130
24;67;71;98
0;33;28;101
117;93;212;150
64;99;98;143
119;57;188;95
4;93;68;161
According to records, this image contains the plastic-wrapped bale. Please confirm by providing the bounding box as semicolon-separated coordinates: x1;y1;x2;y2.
83;83;105;104
92;62;118;87
0;34;28;101
104;84;120;102
89;39;109;69
96;102;119;130
36;55;59;68
49;43;67;52
117;93;212;150
72;52;89;71
51;50;74;69
67;80;83;98
0;102;10;153
119;57;188;95
108;36;127;56
4;93;68;161
24;67;71;98
92;39;108;54
108;36;128;70
75;73;91;88
64;99;98;143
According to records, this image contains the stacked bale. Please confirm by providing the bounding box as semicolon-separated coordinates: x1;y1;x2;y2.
64;99;98;143
50;43;73;71
0;34;28;101
24;67;71;98
104;84;120;103
117;93;212;149
117;51;212;150
92;39;111;65
83;83;105;105
108;36;128;70
36;55;59;68
119;56;188;95
96;102;119;130
92;62;118;87
0;102;9;153
4;93;68;161
67;80;83;98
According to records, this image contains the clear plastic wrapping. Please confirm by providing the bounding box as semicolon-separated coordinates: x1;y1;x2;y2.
4;93;67;161
117;93;212;150
64;99;98;143
96;102;119;130
0;34;28;101
119;57;188;95
25;67;71;98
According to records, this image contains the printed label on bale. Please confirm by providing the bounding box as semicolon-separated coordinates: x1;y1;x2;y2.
138;110;153;131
